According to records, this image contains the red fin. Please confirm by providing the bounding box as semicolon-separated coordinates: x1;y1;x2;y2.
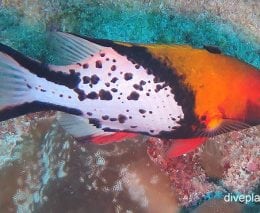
166;137;207;158
90;132;137;145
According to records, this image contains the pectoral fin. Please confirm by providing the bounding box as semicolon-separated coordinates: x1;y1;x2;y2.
166;137;207;158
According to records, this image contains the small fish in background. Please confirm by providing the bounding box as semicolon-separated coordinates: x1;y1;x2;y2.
0;32;259;158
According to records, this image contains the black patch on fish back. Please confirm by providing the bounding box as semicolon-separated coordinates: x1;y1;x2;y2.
0;43;81;89
0;101;82;122
203;45;221;54
75;34;200;138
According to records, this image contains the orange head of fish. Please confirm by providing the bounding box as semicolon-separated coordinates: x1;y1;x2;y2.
146;45;260;135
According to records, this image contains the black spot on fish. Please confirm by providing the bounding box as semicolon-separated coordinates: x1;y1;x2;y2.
59;94;63;97
149;111;152;114
150;130;154;133
112;59;116;63
124;73;133;81
102;115;109;120
111;65;116;71
106;58;109;61
203;45;221;54
127;91;139;100
105;82;110;87
146;93;150;96
140;80;146;86
74;88;87;101
99;89;113;100
118;114;127;123
135;64;140;69
96;60;102;68
40;89;46;92
87;112;93;116
83;76;90;84
129;116;132;119
83;63;89;69
89;118;101;128
155;84;162;92
102;127;120;132
76;63;82;66
111;77;118;83
87;92;99;99
111;88;118;93
68;96;72;99
108;73;112;76
91;75;100;85
110;118;117;121
139;109;146;114
126;109;129;112
100;53;105;57
130;126;137;128
133;84;143;91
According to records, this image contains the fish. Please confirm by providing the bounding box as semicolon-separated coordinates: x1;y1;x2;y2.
0;32;259;158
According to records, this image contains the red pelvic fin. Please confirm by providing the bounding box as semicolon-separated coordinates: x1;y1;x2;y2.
166;137;207;158
89;132;137;145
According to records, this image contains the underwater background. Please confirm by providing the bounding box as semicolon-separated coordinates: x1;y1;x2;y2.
0;0;259;212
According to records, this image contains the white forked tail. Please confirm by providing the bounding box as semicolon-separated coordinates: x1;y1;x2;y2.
0;43;83;121
0;51;35;110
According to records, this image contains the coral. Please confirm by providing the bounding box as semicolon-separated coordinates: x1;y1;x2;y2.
147;138;224;206
147;126;260;208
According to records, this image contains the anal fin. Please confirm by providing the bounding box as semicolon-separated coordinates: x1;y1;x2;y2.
57;112;137;145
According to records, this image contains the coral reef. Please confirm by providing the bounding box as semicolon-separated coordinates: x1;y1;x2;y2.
147;126;260;208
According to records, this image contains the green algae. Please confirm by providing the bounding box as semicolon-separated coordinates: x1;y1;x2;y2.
0;0;259;68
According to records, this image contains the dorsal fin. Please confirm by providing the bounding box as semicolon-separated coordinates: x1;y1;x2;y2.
49;32;104;65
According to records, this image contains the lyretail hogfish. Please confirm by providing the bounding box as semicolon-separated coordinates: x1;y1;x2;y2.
0;32;259;157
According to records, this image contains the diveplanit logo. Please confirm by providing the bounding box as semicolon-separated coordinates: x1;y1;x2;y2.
224;193;260;204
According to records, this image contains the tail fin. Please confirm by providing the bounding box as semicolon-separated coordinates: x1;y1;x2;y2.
0;45;37;120
0;43;82;121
